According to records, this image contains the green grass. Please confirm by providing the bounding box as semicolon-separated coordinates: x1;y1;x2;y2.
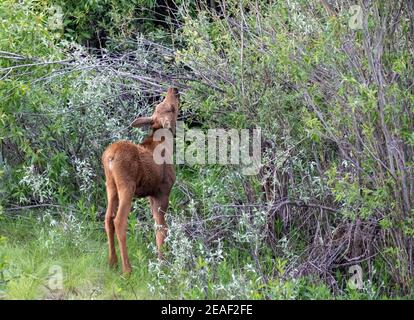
0;213;157;300
1;211;410;300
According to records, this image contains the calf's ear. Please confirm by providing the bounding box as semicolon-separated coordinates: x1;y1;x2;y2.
131;116;153;127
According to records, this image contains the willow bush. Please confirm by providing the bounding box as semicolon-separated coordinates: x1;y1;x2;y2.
1;0;414;298
174;0;414;293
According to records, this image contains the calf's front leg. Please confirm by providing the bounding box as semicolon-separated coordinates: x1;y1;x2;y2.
149;195;169;259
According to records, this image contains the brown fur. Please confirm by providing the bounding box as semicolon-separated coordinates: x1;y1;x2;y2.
102;88;179;274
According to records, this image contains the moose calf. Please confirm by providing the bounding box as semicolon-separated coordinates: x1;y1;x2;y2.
102;88;179;274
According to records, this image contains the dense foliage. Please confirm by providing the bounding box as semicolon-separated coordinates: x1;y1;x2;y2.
1;0;413;299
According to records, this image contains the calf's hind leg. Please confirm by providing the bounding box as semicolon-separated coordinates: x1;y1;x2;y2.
104;177;118;268
114;184;134;274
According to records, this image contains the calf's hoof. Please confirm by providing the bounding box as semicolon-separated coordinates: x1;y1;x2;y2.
122;265;132;275
108;256;118;268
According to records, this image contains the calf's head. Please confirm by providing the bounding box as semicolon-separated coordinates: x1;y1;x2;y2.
132;88;180;131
